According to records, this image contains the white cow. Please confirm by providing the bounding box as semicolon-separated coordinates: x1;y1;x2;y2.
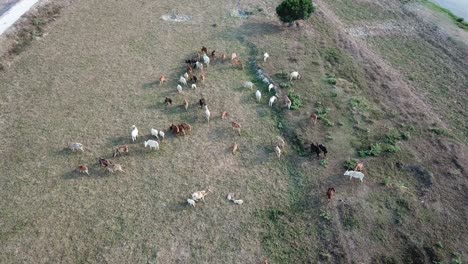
144;140;159;150
344;170;365;182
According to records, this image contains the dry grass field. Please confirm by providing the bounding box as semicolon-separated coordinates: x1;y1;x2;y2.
1;0;467;263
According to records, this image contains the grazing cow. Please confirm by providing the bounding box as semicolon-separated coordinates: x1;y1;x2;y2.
164;97;173;106
68;142;84;152
231;53;237;61
289;71;301;81
201;46;208;54
190;75;198;83
187;198;196;207
344;170;365;182
274;146;281;159
98;158;112;168
200;74;206;83
269;96;277;107
186;65;193;74
220;52;227;62
202;54;210;67
180;123;192;133
285;96;292;110
243;81;254;90
232;143;238;155
131;125;138;142
144;140;159;150
327;187;336;202
177;84;183;93
183;99;189;111
77;165;89;175
255;90;261;102
179;76;187;86
221;111;228;120
263;52;269;62
355;162;364;172
107;164;124;173
318;144;328;157
159;75;167;85
232;58;243;70
191;84;197;89
210;50;216;60
231;121;241;135
277;136;286;149
204;105;211;123
195;61;203;70
113;145;129;157
310;143;321;158
199;98;207;109
268;83;275;92
310;113;318;124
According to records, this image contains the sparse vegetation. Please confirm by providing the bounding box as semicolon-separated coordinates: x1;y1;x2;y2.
288;91;304;110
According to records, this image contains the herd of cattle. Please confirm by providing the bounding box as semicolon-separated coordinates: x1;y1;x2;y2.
66;46;367;206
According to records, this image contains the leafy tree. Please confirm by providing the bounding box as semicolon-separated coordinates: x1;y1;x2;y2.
276;0;315;24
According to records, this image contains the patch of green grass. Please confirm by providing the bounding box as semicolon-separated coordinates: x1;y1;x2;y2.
344;159;358;170
319;210;332;222
323;48;342;65
324;73;337;85
359;142;383;157
319;159;329;168
288;91;304;110
429;127;451;137
342;205;360;231
315;104;334;127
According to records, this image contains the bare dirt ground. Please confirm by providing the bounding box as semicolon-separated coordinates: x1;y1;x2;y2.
0;0;467;263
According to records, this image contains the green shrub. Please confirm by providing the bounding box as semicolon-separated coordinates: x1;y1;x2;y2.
288;91;304;110
359;143;382;157
344;159;358;170
324;73;337;85
319;159;328;167
383;144;400;153
276;0;315;24
279;82;290;89
324;48;341;64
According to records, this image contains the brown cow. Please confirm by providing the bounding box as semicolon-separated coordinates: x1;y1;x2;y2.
98;158;112;168
310;113;318;124
355;162;364;172
159;75;167;85
77;165;89;175
327;187;336;202
232;143;238;155
113;145;129;157
231;121;241;135
221;111;229;120
201;46;208;54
